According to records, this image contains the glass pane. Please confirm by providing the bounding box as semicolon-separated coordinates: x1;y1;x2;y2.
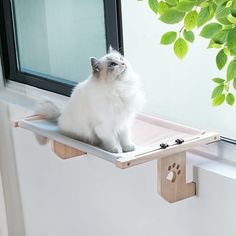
12;0;107;83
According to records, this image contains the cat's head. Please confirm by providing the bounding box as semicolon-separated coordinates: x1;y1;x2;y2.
90;46;129;81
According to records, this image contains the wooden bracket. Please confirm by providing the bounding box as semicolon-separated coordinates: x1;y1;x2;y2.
12;114;86;160
157;152;196;203
51;140;86;159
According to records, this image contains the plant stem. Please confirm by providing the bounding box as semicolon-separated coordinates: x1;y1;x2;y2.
179;26;184;37
225;82;230;92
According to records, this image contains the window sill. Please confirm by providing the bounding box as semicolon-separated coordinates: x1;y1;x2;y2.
0;80;68;109
188;142;236;180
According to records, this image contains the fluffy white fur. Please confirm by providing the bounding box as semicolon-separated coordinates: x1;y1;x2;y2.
34;100;61;145
36;47;145;153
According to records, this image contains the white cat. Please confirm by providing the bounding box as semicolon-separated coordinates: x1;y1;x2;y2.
35;47;145;153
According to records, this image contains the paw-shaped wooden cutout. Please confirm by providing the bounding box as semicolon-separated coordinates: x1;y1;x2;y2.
166;162;181;183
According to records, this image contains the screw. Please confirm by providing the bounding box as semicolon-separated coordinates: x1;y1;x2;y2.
160;143;169;149
175;138;184;144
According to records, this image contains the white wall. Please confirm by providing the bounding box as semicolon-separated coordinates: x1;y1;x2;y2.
122;1;236;140
1;1;236;236
0;173;8;236
5;103;236;236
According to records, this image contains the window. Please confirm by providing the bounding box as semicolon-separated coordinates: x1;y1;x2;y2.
0;0;123;96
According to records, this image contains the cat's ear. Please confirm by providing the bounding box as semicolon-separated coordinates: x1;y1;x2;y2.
90;57;100;73
108;45;115;54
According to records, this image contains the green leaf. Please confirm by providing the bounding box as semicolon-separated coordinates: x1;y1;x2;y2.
196;0;205;4
233;78;236;89
208;40;223;48
197;7;210;27
227;60;236;81
231;9;236;17
227;28;236;52
212;94;225;106
176;1;195;12
165;0;178;6
200;23;223;38
212;29;229;44
199;1;209;7
148;0;159;13
217;17;232;25
216;49;227;70
211;84;224;98
223;25;233;30
224;47;231;55
215;6;231;19
230;48;236;56
226;93;235;105
174;38;189;59
158;1;169;15
183;0;197;2
232;0;236;16
214;0;228;5
159;9;185;24
184;10;198;31
212;77;225;83
232;0;236;9
226;0;233;7
180;0;196;2
227;14;236;24
209;3;217;20
183;29;195;42
160;31;177;45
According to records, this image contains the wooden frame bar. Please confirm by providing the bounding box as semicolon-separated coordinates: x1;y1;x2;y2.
115;132;219;169
12;114;47;128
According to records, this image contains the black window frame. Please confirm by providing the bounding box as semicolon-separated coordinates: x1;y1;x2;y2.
0;0;123;96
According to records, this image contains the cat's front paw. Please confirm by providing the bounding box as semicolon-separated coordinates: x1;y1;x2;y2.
107;147;119;153
122;144;135;153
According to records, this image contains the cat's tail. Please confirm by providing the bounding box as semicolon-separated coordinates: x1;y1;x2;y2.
34;99;61;145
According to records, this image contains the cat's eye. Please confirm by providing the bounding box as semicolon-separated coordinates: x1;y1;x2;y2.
110;62;118;67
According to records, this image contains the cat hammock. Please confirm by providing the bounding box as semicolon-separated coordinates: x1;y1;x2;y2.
12;113;220;203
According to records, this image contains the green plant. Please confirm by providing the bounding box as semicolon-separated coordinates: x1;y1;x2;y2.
143;0;236;106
